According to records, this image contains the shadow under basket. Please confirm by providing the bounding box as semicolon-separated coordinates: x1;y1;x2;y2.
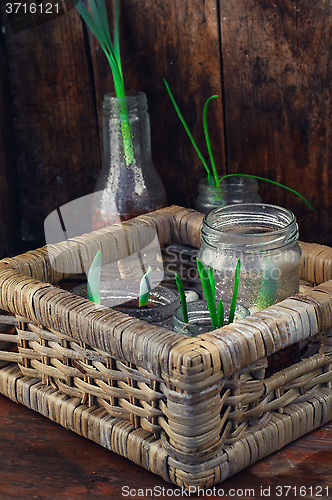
0;206;332;490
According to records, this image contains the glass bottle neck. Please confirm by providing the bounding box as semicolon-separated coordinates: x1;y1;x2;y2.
102;91;152;168
103;91;148;117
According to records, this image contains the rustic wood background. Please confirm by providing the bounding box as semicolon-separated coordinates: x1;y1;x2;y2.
0;0;330;253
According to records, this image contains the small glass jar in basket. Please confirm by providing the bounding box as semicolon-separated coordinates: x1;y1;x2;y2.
198;203;301;313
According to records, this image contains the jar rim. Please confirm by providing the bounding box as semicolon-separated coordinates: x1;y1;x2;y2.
202;203;298;250
103;91;147;101
103;91;148;113
199;175;259;189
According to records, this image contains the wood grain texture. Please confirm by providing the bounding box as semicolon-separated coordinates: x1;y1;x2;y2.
90;0;225;210
0;393;330;499
0;0;332;248
219;0;332;244
0;23;20;254
0;6;101;245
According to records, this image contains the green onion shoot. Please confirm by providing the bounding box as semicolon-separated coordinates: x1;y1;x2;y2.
203;95;220;187
174;259;241;332
217;299;224;327
196;258;218;328
164;79;314;209
75;0;124;97
87;250;102;304
228;258;241;324
175;273;189;323
218;174;315;211
139;266;152;307
75;0;135;165
163;79;214;184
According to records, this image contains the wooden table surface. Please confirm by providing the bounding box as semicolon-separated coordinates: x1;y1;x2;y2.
0;393;331;500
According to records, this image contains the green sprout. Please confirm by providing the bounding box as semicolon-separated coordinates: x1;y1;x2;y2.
175;258;241;331
139;266;152;307
75;0;135;165
163;79;212;184
87;250;102;304
196;258;218;328
175;273;188;323
228;258;241;324
164;79;314;209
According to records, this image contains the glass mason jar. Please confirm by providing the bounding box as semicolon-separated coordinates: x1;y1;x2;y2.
195;175;261;214
92;92;168;228
198;204;301;313
172;300;250;336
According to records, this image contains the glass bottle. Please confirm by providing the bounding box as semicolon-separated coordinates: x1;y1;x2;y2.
198;203;301;313
92;92;168;228
195;175;261;214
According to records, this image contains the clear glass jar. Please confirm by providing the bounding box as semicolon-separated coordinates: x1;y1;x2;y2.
92;92;168;228
71;282;179;327
172;300;250;336
195;175;261;214
198;204;301;313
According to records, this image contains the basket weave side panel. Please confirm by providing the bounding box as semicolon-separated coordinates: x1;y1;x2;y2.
161;281;332;462
0;266;185;378
299;241;332;284
1;260;332;378
1;288;332;481
12;314;332;451
1;364;332;490
199;290;327;376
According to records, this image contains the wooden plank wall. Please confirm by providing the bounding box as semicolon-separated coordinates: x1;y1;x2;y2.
0;0;330;252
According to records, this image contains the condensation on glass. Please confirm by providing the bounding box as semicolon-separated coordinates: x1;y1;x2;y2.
195;175;261;214
93;91;167;228
198;203;301;313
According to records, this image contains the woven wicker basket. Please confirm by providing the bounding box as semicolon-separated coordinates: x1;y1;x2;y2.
0;205;332;490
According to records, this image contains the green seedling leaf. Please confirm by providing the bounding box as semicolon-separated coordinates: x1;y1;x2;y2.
208;266;215;298
203;95;220;188
207;171;215;187
197;258;217;327
217;299;224;327
228;258;241;325
75;0;124;97
88;0;108;42
87;250;102;304
139;266;152;307
95;0;113;53
164;79;212;180
219;174;315;211
75;0;136;165
175;273;189;323
113;0;123;80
